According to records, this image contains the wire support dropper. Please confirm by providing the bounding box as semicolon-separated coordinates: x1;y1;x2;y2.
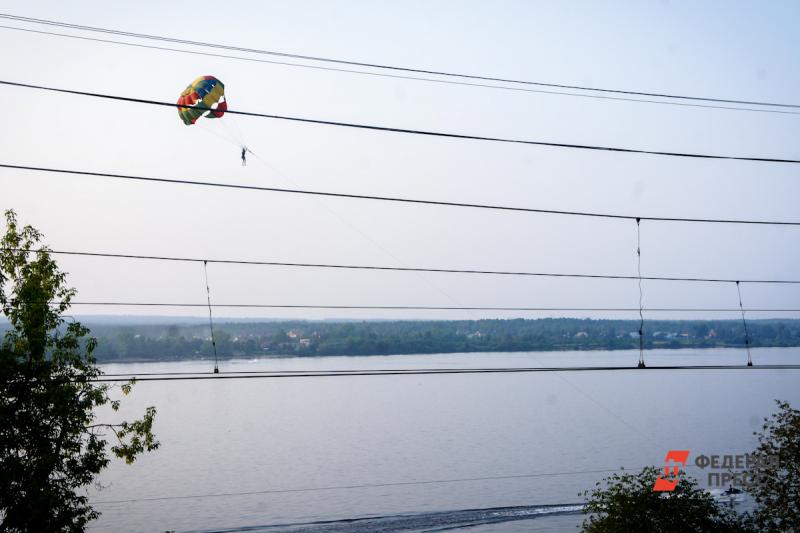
736;281;754;367
636;218;645;368
203;260;219;374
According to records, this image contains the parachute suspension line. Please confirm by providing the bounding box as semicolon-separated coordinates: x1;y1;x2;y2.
217;110;249;163
220;118;246;148
736;281;753;367
203;260;219;374
195;122;246;166
196;120;240;147
636;218;645;368
227;113;247;147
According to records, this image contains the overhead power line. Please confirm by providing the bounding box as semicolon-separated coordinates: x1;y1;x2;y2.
1;25;797;117
88;466;665;505
53;301;800;312
2;80;799;164
1;13;798;111
4;164;800;226
94;364;800;379
87;365;800;382
23;248;800;285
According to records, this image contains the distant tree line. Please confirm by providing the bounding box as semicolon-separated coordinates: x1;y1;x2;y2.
63;318;800;362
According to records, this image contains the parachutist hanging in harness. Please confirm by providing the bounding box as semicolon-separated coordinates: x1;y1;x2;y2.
241;146;248;166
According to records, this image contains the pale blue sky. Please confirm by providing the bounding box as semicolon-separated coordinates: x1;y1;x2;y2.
0;0;799;320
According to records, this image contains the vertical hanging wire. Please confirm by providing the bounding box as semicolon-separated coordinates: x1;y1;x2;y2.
203;260;219;374
735;281;753;367
636;218;645;368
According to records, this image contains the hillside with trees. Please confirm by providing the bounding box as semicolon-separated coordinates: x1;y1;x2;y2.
58;318;800;362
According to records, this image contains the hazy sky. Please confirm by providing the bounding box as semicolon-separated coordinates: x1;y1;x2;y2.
1;0;799;321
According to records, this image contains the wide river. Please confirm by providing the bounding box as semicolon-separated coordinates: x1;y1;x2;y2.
88;347;800;532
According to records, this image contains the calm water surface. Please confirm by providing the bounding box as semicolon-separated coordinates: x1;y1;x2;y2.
87;348;800;532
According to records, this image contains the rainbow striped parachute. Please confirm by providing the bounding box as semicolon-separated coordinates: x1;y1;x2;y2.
177;76;227;125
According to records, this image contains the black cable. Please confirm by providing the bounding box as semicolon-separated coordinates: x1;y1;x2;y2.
48;301;800;312
97;368;539;377
202;261;219;374
736;281;754;367
86;365;800;382
86;466;656;505
94;363;800;379
1;13;798;110
12;248;800;285
636;219;645;368
2;80;799;164
4;164;800;226
2;24;797;117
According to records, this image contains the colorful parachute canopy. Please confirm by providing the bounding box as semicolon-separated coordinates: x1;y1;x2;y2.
177;76;227;125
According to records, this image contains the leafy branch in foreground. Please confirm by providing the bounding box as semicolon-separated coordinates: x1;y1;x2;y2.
745;400;800;532
0;210;159;532
580;466;753;532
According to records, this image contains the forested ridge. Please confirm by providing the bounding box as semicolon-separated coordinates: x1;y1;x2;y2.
44;318;800;362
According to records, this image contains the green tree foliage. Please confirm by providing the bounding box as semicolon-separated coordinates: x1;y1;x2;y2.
0;211;159;532
580;467;752;533
746;400;800;532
